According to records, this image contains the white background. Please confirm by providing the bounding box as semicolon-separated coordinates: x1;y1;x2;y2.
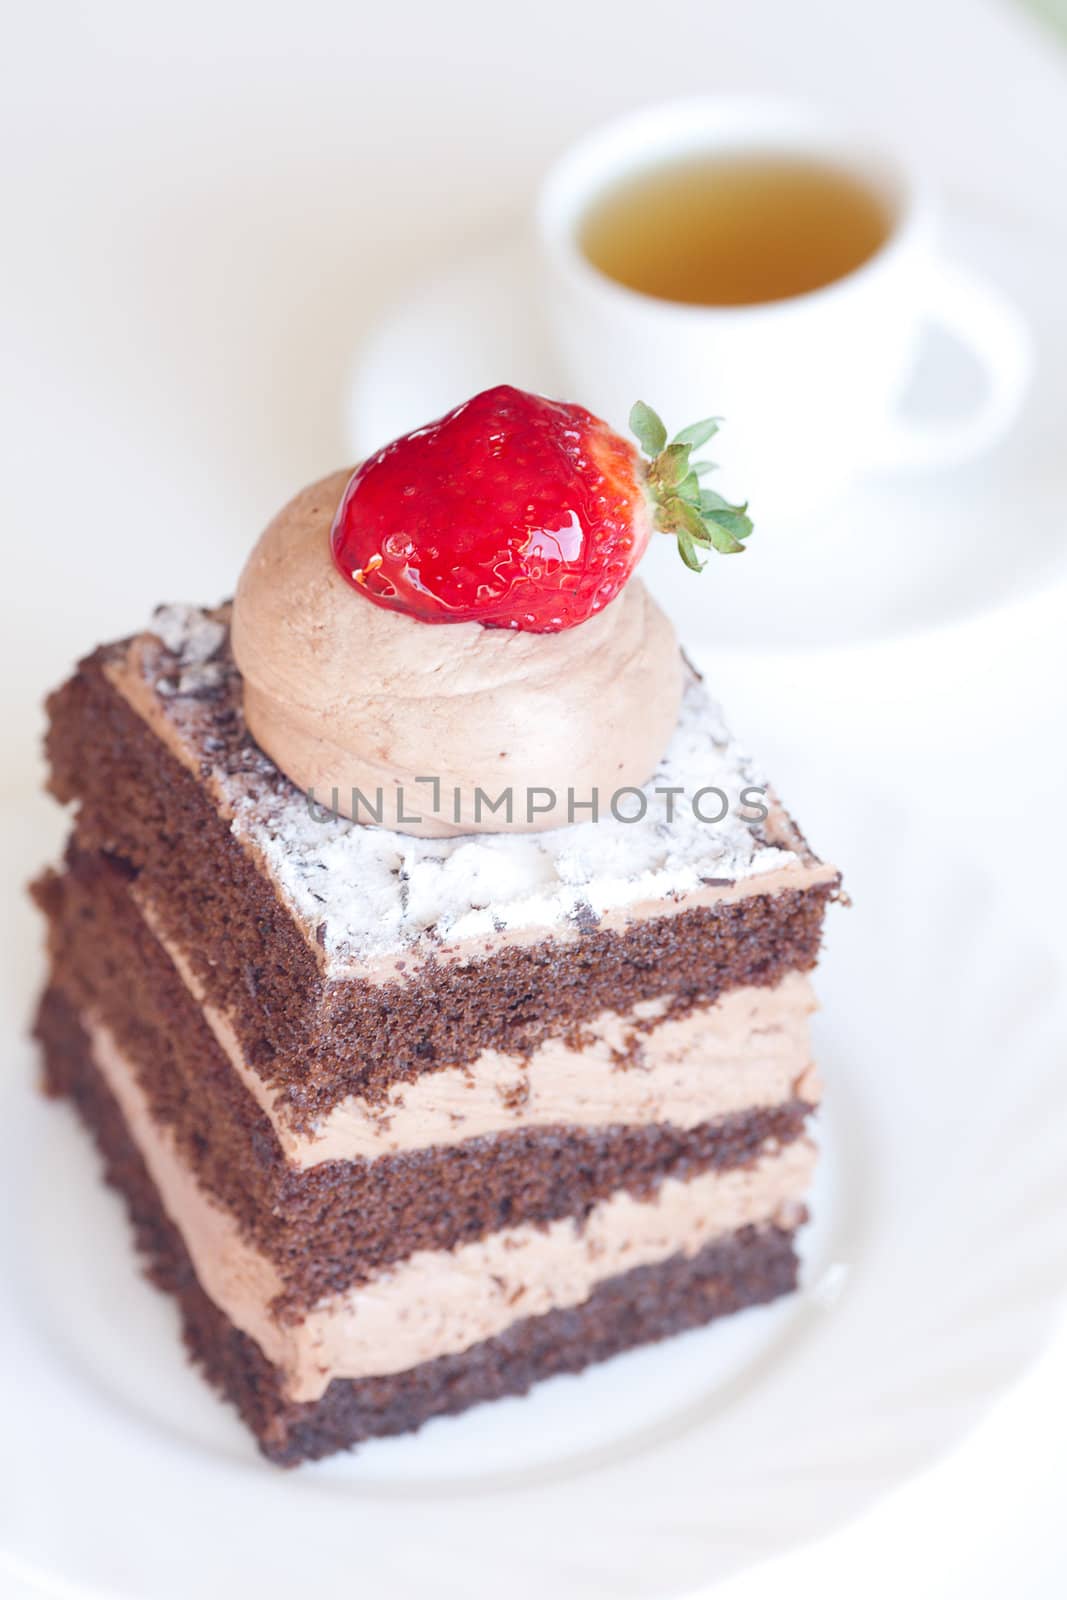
2;1;1066;1595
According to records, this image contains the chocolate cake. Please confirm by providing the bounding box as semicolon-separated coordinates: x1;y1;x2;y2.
33;389;840;1465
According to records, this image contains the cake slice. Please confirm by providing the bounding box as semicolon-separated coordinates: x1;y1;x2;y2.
33;387;839;1464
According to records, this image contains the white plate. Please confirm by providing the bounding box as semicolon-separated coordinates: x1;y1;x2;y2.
347;212;1067;653
2;790;1066;1599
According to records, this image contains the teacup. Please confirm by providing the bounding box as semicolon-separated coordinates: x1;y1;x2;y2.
537;98;1031;518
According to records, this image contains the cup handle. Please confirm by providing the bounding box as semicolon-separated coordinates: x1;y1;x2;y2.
872;258;1032;471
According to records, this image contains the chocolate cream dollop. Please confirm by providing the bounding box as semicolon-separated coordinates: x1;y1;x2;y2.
231;469;683;837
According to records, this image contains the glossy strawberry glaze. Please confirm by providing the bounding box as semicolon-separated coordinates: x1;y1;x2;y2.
330;386;649;632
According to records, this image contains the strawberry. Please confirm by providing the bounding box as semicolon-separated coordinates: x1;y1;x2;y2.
330;385;751;633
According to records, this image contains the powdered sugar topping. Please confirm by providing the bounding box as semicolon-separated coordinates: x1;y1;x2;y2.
142;605;807;973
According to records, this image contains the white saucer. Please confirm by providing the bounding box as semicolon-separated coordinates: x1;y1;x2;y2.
348;213;1067;654
3;793;1066;1599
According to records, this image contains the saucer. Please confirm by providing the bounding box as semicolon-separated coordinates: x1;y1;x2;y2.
348;211;1067;655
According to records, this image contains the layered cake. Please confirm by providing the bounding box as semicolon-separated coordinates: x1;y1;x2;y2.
33;387;839;1464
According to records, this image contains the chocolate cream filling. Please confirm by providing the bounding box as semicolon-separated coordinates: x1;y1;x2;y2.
143;890;821;1163
83;1014;815;1402
36;853;818;1308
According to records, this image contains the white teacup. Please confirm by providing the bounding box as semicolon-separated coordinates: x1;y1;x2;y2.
537;98;1031;518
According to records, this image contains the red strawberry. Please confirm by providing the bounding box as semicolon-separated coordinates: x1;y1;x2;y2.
331;385;751;633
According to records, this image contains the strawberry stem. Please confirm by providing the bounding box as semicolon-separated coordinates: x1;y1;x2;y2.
629;402;753;568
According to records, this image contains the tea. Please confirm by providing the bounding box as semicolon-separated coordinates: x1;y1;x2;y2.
579;153;892;307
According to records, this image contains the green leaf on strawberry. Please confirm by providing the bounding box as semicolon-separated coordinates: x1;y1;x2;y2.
671;417;720;450
628;401;753;570
629;401;668;457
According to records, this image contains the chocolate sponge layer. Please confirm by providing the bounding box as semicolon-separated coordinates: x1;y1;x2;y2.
38;984;801;1465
